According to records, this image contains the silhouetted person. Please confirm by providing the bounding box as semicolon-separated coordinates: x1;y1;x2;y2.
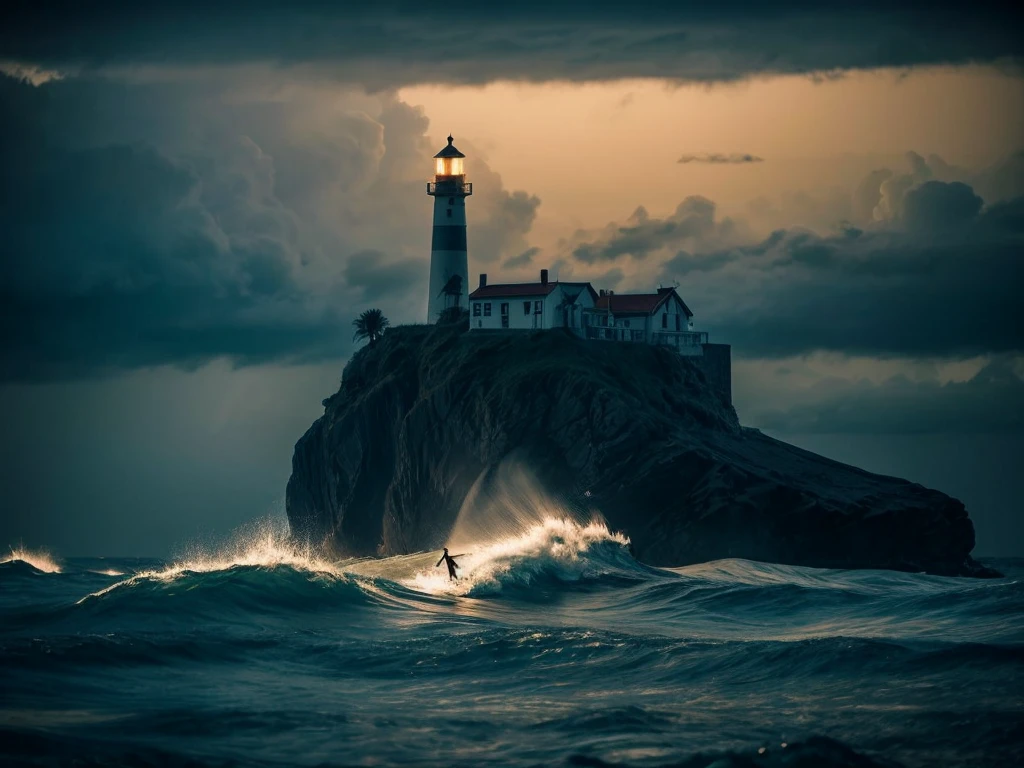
435;548;461;581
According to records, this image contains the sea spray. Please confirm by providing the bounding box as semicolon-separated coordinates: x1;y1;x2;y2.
77;517;346;605
447;459;605;550
1;544;62;573
406;517;633;596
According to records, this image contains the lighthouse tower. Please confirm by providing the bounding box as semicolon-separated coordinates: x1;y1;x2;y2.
426;135;473;322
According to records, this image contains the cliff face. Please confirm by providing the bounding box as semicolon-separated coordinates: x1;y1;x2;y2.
287;325;994;576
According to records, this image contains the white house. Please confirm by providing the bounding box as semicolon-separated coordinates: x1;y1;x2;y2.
582;287;708;356
468;270;598;333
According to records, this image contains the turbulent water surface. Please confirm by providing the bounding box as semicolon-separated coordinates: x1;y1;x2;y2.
2;520;1022;767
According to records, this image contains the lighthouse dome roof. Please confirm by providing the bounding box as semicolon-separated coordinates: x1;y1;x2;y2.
434;135;466;159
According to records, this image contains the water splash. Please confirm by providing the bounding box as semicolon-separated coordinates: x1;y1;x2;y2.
2;545;62;573
406;517;630;596
78;518;342;603
447;460;599;550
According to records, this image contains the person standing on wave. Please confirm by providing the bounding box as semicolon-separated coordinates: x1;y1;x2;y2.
435;548;465;581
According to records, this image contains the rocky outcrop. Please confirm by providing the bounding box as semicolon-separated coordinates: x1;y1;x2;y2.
287;324;996;576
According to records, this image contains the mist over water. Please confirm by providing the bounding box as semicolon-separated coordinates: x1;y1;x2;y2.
2;490;1022;767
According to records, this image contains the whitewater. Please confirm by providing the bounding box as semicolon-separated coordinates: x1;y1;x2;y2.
2;517;1022;767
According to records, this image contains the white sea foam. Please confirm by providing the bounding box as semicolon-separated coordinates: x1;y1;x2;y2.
78;518;344;603
406;517;629;596
2;545;62;573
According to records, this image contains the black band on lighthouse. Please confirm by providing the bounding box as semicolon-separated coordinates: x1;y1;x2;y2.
431;225;468;252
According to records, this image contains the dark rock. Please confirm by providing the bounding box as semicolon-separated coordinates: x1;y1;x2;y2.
286;324;997;577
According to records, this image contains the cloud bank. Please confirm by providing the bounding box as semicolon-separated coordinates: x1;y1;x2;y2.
1;2;1020;87
0;74;540;381
561;152;1024;361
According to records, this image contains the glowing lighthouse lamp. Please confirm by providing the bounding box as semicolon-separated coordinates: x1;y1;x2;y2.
426;135;473;322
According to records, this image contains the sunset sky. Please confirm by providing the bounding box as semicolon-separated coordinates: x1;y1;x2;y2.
1;2;1021;556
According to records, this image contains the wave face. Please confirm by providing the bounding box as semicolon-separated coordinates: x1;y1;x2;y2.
2;519;1022;768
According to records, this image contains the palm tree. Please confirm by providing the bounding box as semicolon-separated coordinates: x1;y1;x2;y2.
352;308;390;346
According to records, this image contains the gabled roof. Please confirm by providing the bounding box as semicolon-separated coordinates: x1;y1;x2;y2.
556;282;600;303
592;287;693;316
468;281;598;301
434;135;466;159
469;282;559;299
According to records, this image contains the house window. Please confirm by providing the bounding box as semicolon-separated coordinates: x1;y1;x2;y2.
473;303;481;317
447;208;452;218
500;303;509;315
448;197;455;205
523;301;531;315
675;314;681;331
623;319;630;328
533;300;542;314
662;313;668;329
484;303;492;316
501;303;509;328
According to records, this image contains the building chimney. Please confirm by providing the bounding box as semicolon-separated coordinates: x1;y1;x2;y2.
599;289;607;297
540;269;549;285
479;273;487;288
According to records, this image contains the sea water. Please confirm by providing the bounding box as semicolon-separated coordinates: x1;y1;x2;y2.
2;518;1022;767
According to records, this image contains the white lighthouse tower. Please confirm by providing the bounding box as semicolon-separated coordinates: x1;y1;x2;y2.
426;135;473;322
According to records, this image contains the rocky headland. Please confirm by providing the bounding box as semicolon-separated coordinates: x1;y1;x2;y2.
286;324;997;577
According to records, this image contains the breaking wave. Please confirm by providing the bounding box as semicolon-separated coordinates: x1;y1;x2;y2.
1;545;62;574
405;518;640;596
2;516;1021;767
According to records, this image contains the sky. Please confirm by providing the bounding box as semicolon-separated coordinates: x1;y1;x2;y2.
0;2;1022;557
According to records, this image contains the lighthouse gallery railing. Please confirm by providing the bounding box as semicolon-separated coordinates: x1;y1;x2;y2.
427;181;473;195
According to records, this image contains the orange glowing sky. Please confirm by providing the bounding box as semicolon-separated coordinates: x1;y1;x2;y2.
402;66;1024;242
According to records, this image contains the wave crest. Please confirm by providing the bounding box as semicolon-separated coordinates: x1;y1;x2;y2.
405;518;636;596
78;519;343;605
1;545;62;574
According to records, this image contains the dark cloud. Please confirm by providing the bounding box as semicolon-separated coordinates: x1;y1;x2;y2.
678;153;764;164
0;74;540;381
344;251;423;303
470;190;541;264
750;360;1024;434
902;180;983;231
1;3;1020;86
657;184;1024;359
572;198;741;264
503;247;541;270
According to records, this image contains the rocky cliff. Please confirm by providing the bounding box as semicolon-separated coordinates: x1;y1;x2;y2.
287;324;996;576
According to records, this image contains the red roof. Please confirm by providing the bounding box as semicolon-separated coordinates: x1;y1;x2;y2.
469;282;559;299
592;288;693;316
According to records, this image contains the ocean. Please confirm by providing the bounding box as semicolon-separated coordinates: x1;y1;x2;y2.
2;518;1022;767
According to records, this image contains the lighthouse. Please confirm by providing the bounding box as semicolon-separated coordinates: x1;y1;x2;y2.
426;135;473;322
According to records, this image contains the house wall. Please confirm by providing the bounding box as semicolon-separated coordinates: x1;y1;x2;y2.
470;296;547;330
469;284;596;331
652;299;692;339
547;284;596;334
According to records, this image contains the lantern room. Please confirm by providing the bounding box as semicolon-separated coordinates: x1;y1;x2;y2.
434;135;466;178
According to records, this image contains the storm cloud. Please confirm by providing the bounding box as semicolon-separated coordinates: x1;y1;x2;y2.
0;74;541;381
660;189;1024;359
1;2;1020;87
572;197;743;264
565;152;1024;360
747;359;1024;434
